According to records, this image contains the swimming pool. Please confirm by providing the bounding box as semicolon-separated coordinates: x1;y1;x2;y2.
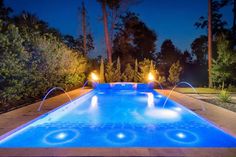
0;83;236;147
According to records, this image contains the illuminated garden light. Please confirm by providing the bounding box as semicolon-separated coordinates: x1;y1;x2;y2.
148;72;155;82
91;72;99;81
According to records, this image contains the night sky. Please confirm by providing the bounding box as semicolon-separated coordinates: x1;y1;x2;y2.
5;0;233;58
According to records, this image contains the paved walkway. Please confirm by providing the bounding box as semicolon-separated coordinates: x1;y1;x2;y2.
0;88;91;136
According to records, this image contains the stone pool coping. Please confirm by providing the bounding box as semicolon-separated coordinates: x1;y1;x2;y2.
0;88;235;156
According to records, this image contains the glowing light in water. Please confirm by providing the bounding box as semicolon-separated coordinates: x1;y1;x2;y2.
90;96;98;110
173;107;182;111
56;132;67;139
165;129;198;144
147;93;154;108
145;108;179;120
176;132;186;138
43;129;79;145
106;129;137;144
148;72;155;82
117;133;125;139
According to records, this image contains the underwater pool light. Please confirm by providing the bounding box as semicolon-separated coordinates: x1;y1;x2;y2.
176;132;186;138
56;132;67;139
174;107;182;111
117;133;125;139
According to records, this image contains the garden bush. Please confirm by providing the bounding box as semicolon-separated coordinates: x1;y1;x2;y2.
0;20;87;112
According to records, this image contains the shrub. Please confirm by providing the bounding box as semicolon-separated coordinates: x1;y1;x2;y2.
105;62;116;82
218;90;231;103
114;57;121;82
134;59;140;82
168;61;182;85
212;35;236;89
122;64;134;82
99;58;105;83
0;20;87;111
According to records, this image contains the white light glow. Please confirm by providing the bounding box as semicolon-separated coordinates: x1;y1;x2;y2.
147;93;154;108
90;96;98;110
145;109;179;120
174;107;182;111
56;132;67;139
176;132;186;138
91;72;99;81
117;133;125;139
148;72;155;82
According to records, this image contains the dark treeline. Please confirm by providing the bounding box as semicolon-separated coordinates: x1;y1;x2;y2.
0;0;94;112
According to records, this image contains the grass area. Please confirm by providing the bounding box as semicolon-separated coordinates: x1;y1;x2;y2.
174;87;222;94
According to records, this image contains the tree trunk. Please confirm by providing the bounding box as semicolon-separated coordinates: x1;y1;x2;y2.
208;0;213;88
233;0;236;40
82;1;87;56
102;0;112;63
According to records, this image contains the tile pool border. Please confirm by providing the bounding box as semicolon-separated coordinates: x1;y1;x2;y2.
0;88;236;156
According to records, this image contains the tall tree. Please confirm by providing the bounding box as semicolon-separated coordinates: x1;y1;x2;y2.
78;1;94;55
14;11;61;38
113;12;157;65
212;34;236;89
0;0;12;22
97;0;113;63
81;1;87;56
195;0;228;35
99;57;105;83
134;59;139;82
156;39;181;77
191;35;208;65
208;0;213;87
62;34;94;54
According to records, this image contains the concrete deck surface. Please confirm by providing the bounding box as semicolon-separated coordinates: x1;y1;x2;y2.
0;88;235;156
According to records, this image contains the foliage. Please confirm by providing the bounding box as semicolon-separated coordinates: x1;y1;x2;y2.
156;39;183;77
113;57;121;82
138;59;157;82
168;61;182;85
0;19;87;111
122;64;134;82
14;11;61;38
157;75;166;84
134;59;140;82
195;0;229;35
99;58;105;83
113;12;157;65
211;35;236;89
0;0;12;22
218;90;231;103
0;21;28;107
105;62;116;82
63;34;94;55
191;35;208;65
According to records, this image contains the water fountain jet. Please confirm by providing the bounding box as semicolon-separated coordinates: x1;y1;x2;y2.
37;87;72;112
162;81;205;111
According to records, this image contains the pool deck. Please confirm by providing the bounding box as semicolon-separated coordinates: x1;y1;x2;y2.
0;88;236;156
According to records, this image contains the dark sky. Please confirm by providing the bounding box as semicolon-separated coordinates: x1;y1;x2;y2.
5;0;233;58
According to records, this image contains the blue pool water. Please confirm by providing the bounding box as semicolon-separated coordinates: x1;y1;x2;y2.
0;83;236;147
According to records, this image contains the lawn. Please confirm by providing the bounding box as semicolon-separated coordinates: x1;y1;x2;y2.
174;87;236;112
174;87;221;94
